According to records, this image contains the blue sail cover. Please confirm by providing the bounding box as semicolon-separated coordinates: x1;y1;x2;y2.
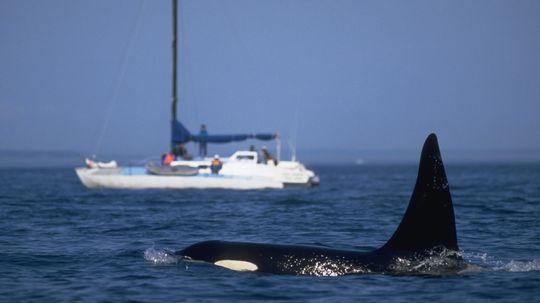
171;120;276;145
171;120;192;144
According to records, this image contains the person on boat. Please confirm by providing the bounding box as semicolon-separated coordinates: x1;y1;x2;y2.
162;152;175;165
174;144;192;160
85;158;97;169
210;154;222;174
199;124;208;158
260;146;275;165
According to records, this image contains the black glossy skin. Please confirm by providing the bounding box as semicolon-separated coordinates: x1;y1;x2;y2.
180;240;393;275
179;134;461;275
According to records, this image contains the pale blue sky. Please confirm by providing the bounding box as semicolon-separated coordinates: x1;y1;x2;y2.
1;0;539;161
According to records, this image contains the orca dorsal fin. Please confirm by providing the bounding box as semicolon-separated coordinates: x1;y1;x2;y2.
380;133;458;253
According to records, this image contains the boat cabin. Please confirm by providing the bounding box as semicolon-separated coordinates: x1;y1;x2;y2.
227;151;258;164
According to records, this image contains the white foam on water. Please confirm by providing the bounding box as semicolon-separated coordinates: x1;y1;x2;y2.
144;247;179;264
462;251;540;273
387;248;466;275
495;259;540;272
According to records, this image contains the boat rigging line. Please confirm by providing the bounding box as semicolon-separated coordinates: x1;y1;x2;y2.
92;0;147;158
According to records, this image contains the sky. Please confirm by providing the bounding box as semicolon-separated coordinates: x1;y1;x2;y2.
1;0;539;163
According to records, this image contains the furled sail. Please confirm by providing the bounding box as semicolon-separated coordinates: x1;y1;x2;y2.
171;120;277;156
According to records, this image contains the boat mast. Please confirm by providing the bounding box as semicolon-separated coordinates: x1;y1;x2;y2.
171;0;178;151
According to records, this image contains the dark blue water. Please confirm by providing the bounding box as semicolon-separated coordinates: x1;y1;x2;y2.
1;164;539;302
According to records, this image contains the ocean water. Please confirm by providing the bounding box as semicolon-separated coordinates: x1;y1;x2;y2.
1;164;539;302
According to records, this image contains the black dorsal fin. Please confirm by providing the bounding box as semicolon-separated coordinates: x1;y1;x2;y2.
380;133;458;253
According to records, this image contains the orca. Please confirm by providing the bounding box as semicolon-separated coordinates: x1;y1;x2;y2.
178;134;464;275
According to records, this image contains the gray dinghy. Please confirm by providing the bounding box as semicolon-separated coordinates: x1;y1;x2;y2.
146;163;199;176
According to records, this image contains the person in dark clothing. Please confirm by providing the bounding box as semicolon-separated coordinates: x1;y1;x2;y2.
210;154;222;174
261;146;273;164
199;124;208;157
174;144;192;160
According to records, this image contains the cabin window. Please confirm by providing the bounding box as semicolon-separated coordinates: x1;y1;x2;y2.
236;155;255;161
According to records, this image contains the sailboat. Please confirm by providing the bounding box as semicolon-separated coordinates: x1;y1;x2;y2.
75;0;319;190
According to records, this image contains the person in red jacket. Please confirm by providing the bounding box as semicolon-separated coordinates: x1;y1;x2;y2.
162;152;175;165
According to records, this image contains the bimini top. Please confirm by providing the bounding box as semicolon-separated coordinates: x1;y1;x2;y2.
171;120;277;145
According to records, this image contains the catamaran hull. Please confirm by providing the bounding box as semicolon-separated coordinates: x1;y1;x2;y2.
75;168;284;190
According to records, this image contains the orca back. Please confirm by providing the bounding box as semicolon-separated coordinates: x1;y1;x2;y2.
380;133;458;253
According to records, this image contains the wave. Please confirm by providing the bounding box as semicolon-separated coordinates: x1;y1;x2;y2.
143;247;180;265
494;259;540;272
388;248;467;275
463;251;540;273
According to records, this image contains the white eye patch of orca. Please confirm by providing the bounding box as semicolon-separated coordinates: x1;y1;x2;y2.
214;260;258;272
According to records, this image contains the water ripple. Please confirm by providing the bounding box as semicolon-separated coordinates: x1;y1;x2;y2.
1;165;539;302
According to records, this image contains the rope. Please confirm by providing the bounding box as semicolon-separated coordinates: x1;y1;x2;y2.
92;0;147;158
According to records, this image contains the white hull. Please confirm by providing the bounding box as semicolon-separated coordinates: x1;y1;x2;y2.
76;151;318;190
76;167;283;190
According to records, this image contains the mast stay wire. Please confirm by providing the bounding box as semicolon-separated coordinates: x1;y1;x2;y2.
217;2;301;160
177;0;200;130
92;0;147;158
288;109;299;162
